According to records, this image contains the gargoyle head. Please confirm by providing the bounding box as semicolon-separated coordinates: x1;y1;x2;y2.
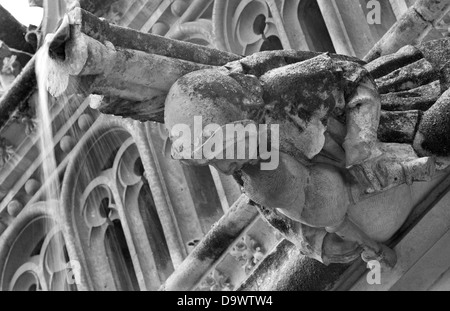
164;69;266;175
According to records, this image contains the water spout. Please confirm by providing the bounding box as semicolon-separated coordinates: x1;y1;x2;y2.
43;7;240;122
48;14;70;61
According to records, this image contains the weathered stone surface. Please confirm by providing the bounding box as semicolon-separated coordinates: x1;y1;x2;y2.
441;63;450;92
98;96;166;123
28;0;43;7
378;110;421;144
239;240;350;291
364;8;430;62
414;0;450;22
47;30;214;101
375;58;437;94
365;45;423;80
0;42;23;94
418;37;450;70
68;8;240;67
416;87;450;156
418;38;450;93
235;49;365;78
381;80;440;111
0;221;6;235
60;135;77;153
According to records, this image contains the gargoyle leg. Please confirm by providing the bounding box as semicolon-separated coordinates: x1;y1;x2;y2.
326;217;397;268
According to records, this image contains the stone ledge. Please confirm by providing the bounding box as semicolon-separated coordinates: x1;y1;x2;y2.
239;239;350;291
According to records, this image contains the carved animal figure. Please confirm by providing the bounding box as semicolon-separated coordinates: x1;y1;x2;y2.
164;41;450;267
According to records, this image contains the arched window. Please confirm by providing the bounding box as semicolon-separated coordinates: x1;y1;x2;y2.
60;119;176;290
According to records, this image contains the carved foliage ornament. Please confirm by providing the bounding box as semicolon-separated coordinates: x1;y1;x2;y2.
12;104;38;136
0;138;14;168
230;235;265;274
0;204;73;291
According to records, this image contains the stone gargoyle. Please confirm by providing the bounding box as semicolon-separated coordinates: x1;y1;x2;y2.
42;8;450;269
163;41;450;268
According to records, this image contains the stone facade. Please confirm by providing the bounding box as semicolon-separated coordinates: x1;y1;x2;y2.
1;0;450;291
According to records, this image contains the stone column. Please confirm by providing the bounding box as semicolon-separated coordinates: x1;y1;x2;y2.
319;0;400;58
317;0;356;56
